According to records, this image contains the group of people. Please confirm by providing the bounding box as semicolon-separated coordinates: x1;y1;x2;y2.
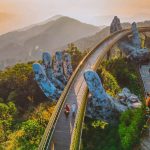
64;103;76;117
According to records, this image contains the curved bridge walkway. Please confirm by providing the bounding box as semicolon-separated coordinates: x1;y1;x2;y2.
39;27;150;150
53;31;131;150
139;65;150;150
51;30;130;150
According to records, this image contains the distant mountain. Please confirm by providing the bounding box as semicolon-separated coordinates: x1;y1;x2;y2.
85;15;150;26
137;20;150;27
121;21;150;29
0;16;100;69
68;27;110;51
1;15;149;70
61;20;150;52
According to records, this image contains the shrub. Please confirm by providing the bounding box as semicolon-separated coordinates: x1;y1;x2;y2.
97;66;121;97
119;108;145;150
0;63;47;111
17;120;44;149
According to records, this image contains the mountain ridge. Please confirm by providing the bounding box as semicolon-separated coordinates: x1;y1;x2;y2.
0;16;100;69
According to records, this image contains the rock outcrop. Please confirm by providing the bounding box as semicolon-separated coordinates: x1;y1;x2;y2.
110;16;122;33
84;70;142;122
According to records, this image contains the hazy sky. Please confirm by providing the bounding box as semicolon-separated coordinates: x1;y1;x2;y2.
0;0;150;34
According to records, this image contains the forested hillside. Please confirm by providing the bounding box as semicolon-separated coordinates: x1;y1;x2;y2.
81;58;145;150
0;44;86;149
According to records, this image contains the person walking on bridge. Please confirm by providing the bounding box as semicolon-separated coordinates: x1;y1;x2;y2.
71;103;76;117
64;104;70;117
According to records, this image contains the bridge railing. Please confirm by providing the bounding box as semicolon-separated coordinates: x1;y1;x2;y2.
38;28;130;150
69;29;132;150
39;27;150;150
38;51;91;149
70;27;150;150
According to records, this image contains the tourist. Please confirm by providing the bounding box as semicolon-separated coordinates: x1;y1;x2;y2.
64;104;70;117
71;103;76;117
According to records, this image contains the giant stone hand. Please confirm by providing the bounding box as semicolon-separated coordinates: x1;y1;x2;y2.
84;70;141;122
33;63;61;100
42;52;65;90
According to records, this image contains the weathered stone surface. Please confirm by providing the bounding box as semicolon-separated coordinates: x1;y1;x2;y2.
132;22;141;49
84;70;117;122
53;51;67;84
33;51;73;100
110;16;122;33
84;70;142;122
117;88;142;109
119;41;150;62
63;53;73;80
119;22;150;62
32;63;61;100
42;52;65;90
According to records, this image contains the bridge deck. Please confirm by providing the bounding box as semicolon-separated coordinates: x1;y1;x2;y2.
51;31;130;150
140;65;150;150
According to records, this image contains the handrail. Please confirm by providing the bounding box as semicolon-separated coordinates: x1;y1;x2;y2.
38;27;150;150
70;27;150;150
38;29;129;150
69;29;130;150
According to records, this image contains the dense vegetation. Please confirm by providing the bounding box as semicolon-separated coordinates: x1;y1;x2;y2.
0;44;86;149
103;58;144;100
0;43;145;149
0;63;55;150
81;58;145;150
66;43;88;70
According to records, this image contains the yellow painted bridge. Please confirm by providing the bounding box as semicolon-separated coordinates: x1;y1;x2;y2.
38;27;150;150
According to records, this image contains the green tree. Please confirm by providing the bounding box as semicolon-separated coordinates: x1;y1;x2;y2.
97;66;121;97
0;97;4;103
0;63;47;111
17;120;44;149
0;102;17;141
119;108;145;150
66;43;88;69
7;91;17;102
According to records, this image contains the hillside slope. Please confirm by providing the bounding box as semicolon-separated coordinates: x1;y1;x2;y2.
70;20;150;52
0;16;100;69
